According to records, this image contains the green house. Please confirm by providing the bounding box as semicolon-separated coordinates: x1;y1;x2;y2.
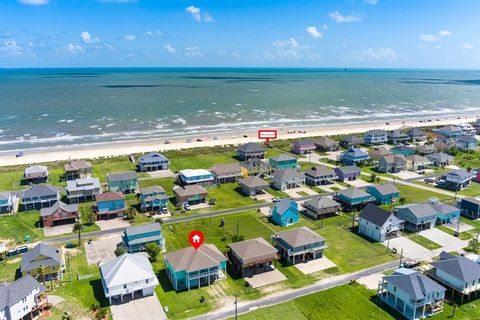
107;171;139;194
269;154;297;171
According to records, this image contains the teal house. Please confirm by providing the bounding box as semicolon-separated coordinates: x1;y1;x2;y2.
95;192;127;219
340;147;370;165
271;199;299;227
391;145;416;156
366;184;400;205
107;171;139;194
334;188;374;211
139;186;168;212
122;222;164;253
269;154;297;171
164;244;227;291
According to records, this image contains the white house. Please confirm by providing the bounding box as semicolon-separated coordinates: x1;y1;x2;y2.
99;253;159;304
0;275;47;320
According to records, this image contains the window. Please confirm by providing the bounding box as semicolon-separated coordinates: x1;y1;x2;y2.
123;284;127;289
393;286;396;292
146;279;149;284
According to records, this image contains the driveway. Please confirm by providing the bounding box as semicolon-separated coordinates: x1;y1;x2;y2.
392;171;423;180
284;187;318;198
96;218;131;231
85;234;122;265
418;228;468;248
344;179;371;188
246;269;287;288
254;192;274;202
295;257;337;275
110;294;167;320
443;222;475;233
146;169;176;179
43;223;76;237
383;236;432;260
316;182;346;193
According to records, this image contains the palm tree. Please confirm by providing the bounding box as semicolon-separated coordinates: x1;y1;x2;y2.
72;221;85;246
36;264;45;285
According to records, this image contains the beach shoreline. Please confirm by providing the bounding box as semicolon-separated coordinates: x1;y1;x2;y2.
0;114;477;167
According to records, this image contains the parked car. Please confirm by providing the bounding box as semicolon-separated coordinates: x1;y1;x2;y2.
183;204;191;211
16;152;24;158
164;140;170;144
196;138;203;142
272;198;281;203
161;207;169;214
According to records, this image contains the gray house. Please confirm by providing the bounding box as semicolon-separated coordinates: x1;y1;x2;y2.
21;185;59;211
334;165;361;182
304;165;337;186
358;204;404;242
238;176;269;196
210;163;242;184
24;165;48;184
368;146;392;161
314;136;339;152
21;242;61;280
407;128;427;142
378;155;406;173
273;227;326;264
137;152;169;171
387;130;409;144
416;144;437;156
427;152;454;167
340;135;363;148
236;142;266;161
271;169;304;191
302;196;341;219
64;160;92;181
66;177;102;203
394;203;438;232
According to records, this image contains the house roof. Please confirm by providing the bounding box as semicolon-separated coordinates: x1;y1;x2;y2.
431;203;459;215
173;185;208;197
228;237;277;260
359;204;396;227
392;145;415;153
443;169;474;181
383;270;445;300
341;135;363;144
365;129;386;135
40;201;78;217
270;154;297;162
140;185;165;195
124;222;161;237
335;165;361;175
381;155;406;164
0;192;11;201
239;159;269;170
304;196;341;210
100;253;156;288
95;191;125;202
179;169;213;178
369;146;392;157
438;125;462;132
274;227;325;248
304;165;334;177
239;176;269;188
387;130;409;138
164;244;226;273
66;178;101;192
337;188;371;199
407;128;426;136
108;171;138;182
293;139;316;147
431;252;480;283
24;165;48;175
457;134;477;143
395;202;438;219
315;136;338;147
64;160;92;172
417;144;436;152
406;154;428;162
427;152;454;162
272;168;304;181
0;275;46;309
344;147;368;157
463;197;480;206
22;185;58;199
210;163;242;176
139;152;168;163
368;183;399;196
237;142;266;153
274;199;297;216
21;243;61;273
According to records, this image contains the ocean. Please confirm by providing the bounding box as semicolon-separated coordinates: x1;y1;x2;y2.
1;68;480;152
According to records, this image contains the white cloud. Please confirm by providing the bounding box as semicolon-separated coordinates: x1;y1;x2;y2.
329;10;361;23
144;30;162;37
462;43;474;49
364;0;378;4
420;34;439;42
185;46;203;56
80;31;99;44
438;30;452;37
163;43;177;54
306;26;323;38
272;38;318;60
185;5;212;22
273;38;299;49
124;34;136;41
17;0;48;5
323;24;328;30
0;39;23;55
353;47;397;61
65;43;84;54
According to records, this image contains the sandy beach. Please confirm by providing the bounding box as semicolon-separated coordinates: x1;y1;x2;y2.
0;114;477;167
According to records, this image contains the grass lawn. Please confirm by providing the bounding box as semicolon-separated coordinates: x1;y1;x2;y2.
202;183;257;211
296;191;310;197
0;258;21;282
458;182;480;197
454;151;480;169
165;150;239;172
0;211;44;244
395;184;454;204
266;188;289;199
437;225;473;240
91;156;148;182
406;233;442;250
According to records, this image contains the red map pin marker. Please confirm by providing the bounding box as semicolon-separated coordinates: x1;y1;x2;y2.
189;230;204;250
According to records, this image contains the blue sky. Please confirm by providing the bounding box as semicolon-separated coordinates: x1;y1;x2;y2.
0;0;479;68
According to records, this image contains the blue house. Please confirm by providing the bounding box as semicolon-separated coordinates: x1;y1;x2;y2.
366;184;400;205
95;192;126;219
334;188;375;211
391;145;416;156
432;202;461;225
164;244;227;291
364;130;387;145
456;134;478;150
340;147;370;165
138;152;169;171
460;197;480;219
0;192;13;213
122;222;164;253
435;125;463;138
269;154;297;171
270;199;299;227
438;169;474;191
378;268;446;320
334;165;361;182
178;169;215;188
394;202;437;232
139;186;168;212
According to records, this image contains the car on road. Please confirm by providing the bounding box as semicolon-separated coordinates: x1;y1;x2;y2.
272;198;281;203
16;152;24;157
183;204;191;211
196;138;203;142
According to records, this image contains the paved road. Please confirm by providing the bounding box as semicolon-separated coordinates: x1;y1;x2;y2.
192;260;400;320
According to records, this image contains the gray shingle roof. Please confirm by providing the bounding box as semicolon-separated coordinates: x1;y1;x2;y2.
239;176;269;188
22;185;58;199
427;152;454;163
274;227;325;248
293;139;316;147
383;270;446;300
165;244;226;273
64;160;92;172
381;155;406;164
0;192;11;201
303;196;341;210
365;129;386;135
335;165;361;175
341;135;363;144
0;275;46;309
359;204;395;227
443;169;474;181
392;145;415;153
369;183;400;196
139;152;168;163
173;185;208;197
439;125;462;132
210;163;242;176
315;136;338;147
237;142;266;153
228;237;277;260
304;165;334;177
387;130;409;138
40;201;78;217
344;147;368;157
140;186;165;195
407;128;426;136
396;202;438;219
21;243;61;273
338;188;371;199
108;171;138;182
431;252;480;283
272;169;304;181
124;222;161;237
270;154;297;162
457;134;477;143
274;199;296;216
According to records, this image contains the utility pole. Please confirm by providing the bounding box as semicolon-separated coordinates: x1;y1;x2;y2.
386;238;390;253
351;212;355;229
399;248;403;267
234;294;238;320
